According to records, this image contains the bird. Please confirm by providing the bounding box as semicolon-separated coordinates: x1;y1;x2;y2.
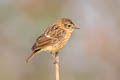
26;18;79;63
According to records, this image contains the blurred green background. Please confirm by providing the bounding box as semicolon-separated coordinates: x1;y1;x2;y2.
0;0;120;80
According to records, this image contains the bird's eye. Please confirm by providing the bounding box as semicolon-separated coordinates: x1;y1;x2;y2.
68;25;71;27
64;24;71;28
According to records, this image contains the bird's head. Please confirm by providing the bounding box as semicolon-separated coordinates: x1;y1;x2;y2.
57;18;80;32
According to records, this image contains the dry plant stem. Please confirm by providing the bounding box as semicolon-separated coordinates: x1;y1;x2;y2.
55;52;60;80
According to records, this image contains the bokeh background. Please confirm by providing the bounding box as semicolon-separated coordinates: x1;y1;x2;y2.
0;0;120;80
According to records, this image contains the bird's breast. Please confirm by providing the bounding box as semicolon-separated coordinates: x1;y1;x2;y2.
47;32;71;53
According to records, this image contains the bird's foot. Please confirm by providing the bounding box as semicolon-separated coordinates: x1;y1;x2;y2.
53;60;58;64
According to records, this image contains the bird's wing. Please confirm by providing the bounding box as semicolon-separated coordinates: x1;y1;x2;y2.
32;24;66;51
44;24;67;43
26;35;53;63
32;34;52;52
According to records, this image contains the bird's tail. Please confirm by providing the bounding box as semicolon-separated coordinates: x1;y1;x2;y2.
26;49;41;63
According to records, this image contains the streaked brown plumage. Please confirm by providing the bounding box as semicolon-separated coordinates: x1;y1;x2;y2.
26;18;79;62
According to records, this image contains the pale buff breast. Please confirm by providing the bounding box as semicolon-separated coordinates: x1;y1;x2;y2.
47;32;71;53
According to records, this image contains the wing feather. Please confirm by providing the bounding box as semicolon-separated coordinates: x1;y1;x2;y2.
44;24;66;43
32;35;52;51
32;24;66;52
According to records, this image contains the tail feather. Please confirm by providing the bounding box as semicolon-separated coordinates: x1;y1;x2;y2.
26;49;41;63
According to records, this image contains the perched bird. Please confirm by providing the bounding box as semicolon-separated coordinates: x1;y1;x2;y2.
26;18;79;63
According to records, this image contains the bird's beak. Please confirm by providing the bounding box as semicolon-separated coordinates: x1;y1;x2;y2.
75;26;80;29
